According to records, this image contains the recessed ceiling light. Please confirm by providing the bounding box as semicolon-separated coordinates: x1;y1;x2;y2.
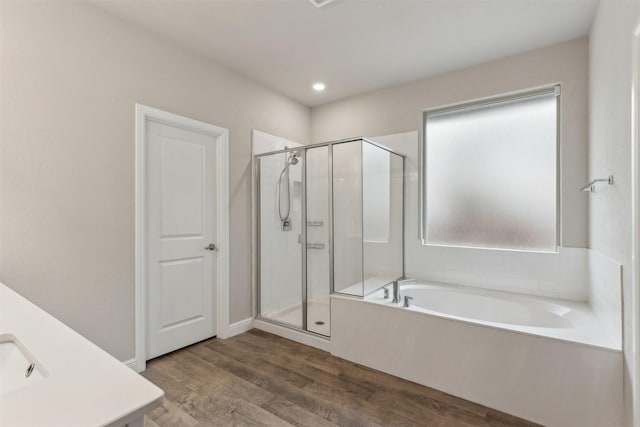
309;0;336;8
313;82;326;92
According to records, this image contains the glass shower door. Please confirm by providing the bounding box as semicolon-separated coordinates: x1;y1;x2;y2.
257;151;304;329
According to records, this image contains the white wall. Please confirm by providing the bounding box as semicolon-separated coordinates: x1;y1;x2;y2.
0;2;310;361
252;130;303;156
588;1;640;425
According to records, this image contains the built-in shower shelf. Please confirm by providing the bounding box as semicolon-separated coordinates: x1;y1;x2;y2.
307;221;324;227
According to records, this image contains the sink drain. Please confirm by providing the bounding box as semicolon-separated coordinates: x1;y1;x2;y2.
315;321;325;326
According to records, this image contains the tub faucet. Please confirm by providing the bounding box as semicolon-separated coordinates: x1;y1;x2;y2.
403;295;414;308
392;281;401;303
392;278;415;304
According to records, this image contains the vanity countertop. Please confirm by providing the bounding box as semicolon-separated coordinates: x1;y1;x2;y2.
0;283;163;426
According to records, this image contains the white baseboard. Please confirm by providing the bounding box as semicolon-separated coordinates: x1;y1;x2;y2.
122;358;138;371
130;317;322;371
125;317;253;372
253;319;331;352
225;317;254;338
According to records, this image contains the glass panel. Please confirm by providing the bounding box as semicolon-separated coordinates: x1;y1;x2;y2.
258;151;303;328
424;93;557;251
305;146;330;336
362;144;403;294
332;141;363;297
363;143;390;243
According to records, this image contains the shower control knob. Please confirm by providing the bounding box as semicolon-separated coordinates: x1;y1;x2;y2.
205;243;217;251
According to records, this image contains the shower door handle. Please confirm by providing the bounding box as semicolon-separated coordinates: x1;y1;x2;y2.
205;243;217;251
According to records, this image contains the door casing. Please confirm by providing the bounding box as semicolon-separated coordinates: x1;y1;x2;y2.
631;18;640;427
134;104;229;372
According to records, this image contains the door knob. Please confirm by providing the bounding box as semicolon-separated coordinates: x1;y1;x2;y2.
205;243;217;251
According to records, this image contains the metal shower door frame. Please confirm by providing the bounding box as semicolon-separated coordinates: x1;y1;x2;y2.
254;137;406;336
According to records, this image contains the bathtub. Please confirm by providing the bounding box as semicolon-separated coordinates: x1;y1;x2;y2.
331;282;623;427
366;283;617;349
394;284;571;327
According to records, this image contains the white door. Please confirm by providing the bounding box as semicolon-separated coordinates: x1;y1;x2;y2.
145;119;217;360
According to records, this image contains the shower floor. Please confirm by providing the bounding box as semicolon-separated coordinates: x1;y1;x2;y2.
263;300;330;337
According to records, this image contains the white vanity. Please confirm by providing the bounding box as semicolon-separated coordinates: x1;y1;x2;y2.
0;283;163;426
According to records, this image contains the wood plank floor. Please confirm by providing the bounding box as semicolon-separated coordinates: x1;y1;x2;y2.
142;329;540;427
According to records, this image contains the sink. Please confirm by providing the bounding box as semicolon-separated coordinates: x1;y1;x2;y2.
0;334;47;394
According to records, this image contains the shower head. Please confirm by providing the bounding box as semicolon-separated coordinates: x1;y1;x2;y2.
287;151;299;166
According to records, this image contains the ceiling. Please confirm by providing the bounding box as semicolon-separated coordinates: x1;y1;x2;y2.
92;0;599;107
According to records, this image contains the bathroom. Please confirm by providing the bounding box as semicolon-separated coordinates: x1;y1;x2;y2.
1;1;639;426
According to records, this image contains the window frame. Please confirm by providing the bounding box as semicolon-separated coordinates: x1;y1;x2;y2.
419;84;562;253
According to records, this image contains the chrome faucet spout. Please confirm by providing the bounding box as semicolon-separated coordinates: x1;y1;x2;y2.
392;281;401;303
392;278;415;304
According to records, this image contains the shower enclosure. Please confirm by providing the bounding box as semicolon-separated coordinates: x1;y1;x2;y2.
256;137;404;337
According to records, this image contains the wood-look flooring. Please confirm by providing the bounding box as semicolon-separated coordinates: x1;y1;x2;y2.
142;329;540;427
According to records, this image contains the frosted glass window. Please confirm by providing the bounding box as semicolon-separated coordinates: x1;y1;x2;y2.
423;90;558;252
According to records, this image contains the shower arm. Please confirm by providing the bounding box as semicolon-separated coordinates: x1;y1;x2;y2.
580;175;613;193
